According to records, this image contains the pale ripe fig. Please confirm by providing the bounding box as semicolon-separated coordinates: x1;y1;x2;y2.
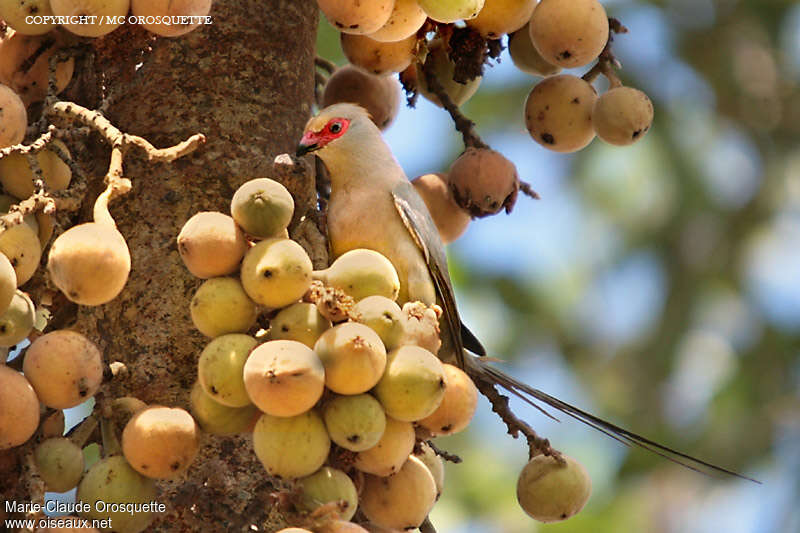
297;466;359;521
412;173;470;242
198;333;257;407
529;0;609;68
354;416;415;477
416;0;484;23
0;0;56;35
352;295;405;350
131;0;212;37
241;238;313;308
318;0;393;35
418;363;478;436
189;381;258;436
414;442;444;498
122;406;200;479
0;217;41;285
324;393;386;452
276;529;313;533
592;86;654;146
341;33;416;76
448;147;519;218
0;83;26;148
0;32;75;105
322;66;401;131
0;252;16;315
252;410;330;479
0;289;35;347
35;515;100;532
0;365;39;449
243;339;325;417
47;222;131;305
0;139;73;198
34;437;84;492
77;455;157;533
416;39;481;108
466;0;537;38
23;330;103;409
367;0;426;43
231;177;294;239
269;302;331;348
398;301;442;355
177;211;248;278
315;249;400;302
190;277;258;337
373;345;446;422
313;322;387;395
516;453;592;522
360;455;437;530
524;74;597;153
50;0;131;37
508;23;562;77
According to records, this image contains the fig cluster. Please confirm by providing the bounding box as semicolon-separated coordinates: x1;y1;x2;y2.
177;176;481;532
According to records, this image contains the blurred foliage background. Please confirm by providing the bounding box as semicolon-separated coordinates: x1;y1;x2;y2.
317;1;800;532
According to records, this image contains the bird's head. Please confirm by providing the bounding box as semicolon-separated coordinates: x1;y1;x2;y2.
296;103;373;157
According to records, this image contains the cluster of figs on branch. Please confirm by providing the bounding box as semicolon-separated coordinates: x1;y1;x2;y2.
318;0;655;238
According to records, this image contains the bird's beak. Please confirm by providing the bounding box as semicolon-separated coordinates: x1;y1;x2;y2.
296;132;320;157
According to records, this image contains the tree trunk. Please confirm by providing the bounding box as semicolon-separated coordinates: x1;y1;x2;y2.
2;1;319;531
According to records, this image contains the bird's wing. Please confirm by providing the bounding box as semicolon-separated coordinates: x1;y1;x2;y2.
391;180;486;366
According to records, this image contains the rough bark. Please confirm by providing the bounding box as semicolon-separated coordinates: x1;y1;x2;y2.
2;1;318;531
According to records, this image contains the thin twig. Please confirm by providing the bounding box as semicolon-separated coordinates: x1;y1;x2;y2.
426;440;462;464
315;56;337;75
473;376;561;461
419;58;488;150
519;181;540;200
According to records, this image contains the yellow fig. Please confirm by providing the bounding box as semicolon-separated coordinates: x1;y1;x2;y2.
313;322;386;395
241;238;312;308
47;222;130;305
297;466;359;521
315;249;400;302
0;252;16;315
351;295;405;350
360;455;437;530
198;333;257;407
190;277;258;338
323;393;386;452
516;453;592;523
0;83;26;148
268;302;331;348
418;363;478;436
23;330;103;409
177;211;248;279
34;437;85;492
354;416;415;477
243;339;325;417
121;406;200;480
0;222;41;286
189;381;258;436
230;178;294;239
252;411;330;479
414;442;444;498
0;139;72;199
0;0;56;35
0;365;39;449
0;289;35;347
373;345;446;422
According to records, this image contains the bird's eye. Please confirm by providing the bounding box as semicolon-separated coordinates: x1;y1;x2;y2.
330;122;342;134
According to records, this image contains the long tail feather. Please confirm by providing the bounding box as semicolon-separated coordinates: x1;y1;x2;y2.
467;356;760;484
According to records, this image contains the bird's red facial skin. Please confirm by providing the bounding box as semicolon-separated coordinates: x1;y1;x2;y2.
301;118;350;149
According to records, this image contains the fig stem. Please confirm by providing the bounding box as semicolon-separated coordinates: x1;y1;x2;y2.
68;414;99;448
100;417;122;457
418;56;488;150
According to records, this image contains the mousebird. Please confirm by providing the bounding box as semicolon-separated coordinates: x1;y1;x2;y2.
297;103;756;482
